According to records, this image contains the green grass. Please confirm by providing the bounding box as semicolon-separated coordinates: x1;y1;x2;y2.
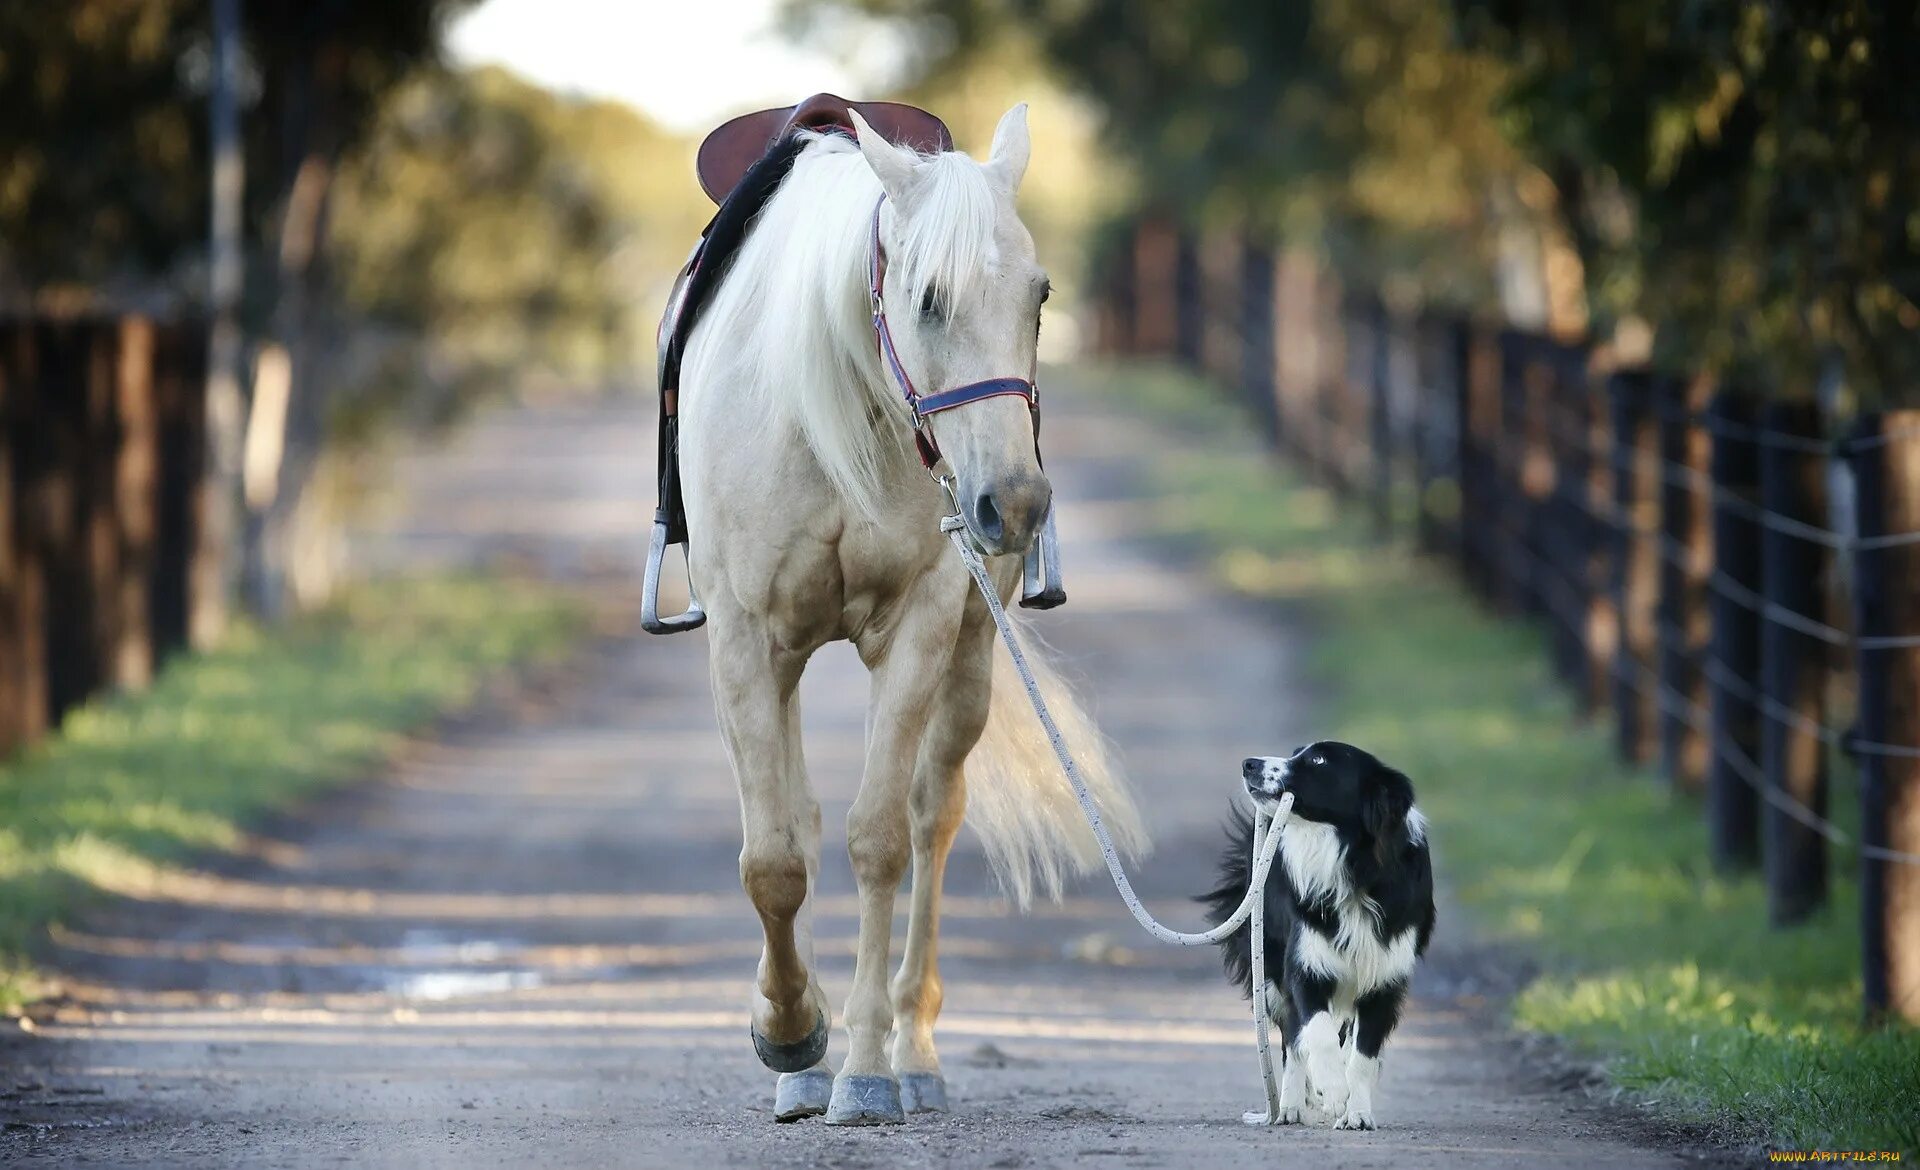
1074;359;1920;1156
0;576;582;1009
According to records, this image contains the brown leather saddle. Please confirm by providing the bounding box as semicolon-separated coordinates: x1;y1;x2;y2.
694;93;953;205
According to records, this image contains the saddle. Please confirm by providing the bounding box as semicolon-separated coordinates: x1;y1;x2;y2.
695;93;953;205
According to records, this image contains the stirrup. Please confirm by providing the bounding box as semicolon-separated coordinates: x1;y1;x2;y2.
642;518;707;634
1019;506;1066;609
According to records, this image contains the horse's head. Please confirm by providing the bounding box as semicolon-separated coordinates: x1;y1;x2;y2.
850;104;1050;557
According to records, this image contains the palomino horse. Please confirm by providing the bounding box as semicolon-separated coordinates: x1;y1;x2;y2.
678;104;1145;1125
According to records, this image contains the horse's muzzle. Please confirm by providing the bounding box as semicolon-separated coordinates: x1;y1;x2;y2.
966;473;1051;556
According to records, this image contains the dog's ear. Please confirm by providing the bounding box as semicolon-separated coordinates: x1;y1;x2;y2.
1363;764;1414;868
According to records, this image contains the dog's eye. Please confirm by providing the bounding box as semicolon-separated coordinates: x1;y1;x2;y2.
1311;754;1325;766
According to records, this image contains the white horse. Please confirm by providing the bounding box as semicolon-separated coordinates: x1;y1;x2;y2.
679;104;1145;1125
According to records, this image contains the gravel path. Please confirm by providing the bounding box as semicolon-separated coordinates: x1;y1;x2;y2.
0;374;1689;1168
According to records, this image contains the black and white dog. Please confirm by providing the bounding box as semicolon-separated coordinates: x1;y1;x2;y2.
1199;742;1435;1130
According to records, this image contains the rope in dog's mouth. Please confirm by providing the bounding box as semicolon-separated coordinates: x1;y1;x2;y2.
942;515;1295;1125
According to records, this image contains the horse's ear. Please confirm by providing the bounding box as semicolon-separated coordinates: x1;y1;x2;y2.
848;108;919;202
986;102;1030;192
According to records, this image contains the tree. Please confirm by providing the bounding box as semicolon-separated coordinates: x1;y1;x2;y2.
1458;0;1920;402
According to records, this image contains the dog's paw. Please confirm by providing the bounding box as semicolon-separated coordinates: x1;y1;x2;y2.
1333;1107;1375;1131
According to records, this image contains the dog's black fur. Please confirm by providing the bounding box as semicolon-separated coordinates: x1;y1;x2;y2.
1197;741;1435;1128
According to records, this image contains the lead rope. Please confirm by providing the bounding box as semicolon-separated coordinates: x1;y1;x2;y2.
941;516;1293;1125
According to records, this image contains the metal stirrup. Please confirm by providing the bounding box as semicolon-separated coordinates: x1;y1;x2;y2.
1019;506;1066;609
642;519;707;634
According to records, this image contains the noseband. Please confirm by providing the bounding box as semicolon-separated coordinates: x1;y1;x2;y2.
867;196;1040;474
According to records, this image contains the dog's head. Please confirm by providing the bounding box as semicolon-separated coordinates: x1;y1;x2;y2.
1243;742;1417;863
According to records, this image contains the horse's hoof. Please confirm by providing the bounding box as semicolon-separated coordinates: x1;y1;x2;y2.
897;1072;949;1114
751;1010;829;1074
773;1068;834;1122
823;1074;904;1126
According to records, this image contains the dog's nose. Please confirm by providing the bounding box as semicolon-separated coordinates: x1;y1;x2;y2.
1242;757;1262;777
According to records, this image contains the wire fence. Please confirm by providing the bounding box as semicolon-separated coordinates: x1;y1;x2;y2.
1093;219;1920;1024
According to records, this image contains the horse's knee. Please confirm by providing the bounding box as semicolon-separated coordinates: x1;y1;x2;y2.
740;845;809;921
845;819;908;889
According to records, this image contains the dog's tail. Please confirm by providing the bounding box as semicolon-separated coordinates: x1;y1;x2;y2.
1195;803;1259;997
963;613;1147;907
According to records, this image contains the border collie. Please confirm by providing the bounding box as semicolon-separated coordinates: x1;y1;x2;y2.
1199;741;1435;1130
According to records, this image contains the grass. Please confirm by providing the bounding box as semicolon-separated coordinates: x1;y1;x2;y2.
1072;359;1920;1156
0;576;582;1010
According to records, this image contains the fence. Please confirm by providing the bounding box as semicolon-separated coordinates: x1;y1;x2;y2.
0;316;207;755
1095;219;1920;1024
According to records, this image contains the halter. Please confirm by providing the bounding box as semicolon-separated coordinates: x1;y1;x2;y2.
867;196;1040;473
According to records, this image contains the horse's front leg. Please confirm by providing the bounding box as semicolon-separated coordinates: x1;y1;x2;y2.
826;609;955;1126
708;619;832;1101
888;618;992;1114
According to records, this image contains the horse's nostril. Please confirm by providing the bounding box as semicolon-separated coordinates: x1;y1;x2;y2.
973;493;1005;544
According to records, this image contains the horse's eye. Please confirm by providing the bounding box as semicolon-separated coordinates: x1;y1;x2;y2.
1039;282;1051;305
918;285;943;319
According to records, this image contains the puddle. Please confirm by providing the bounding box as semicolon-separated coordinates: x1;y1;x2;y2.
383;969;544;1002
364;931;546;1001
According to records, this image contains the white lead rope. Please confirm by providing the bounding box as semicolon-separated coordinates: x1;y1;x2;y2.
942;518;1293;1124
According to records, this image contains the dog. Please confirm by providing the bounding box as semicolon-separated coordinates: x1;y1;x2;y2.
1198;741;1435;1130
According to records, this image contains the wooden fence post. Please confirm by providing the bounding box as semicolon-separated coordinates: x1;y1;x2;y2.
113;317;159;689
1132;219;1179;356
1609;369;1659;764
1757;400;1830;923
151;323;207;666
1240;240;1277;444
1707;391;1763;869
1099;228;1136;354
1544;343;1593;701
1368;296;1392;535
1174;229;1202;369
1313;270;1347;490
1656;375;1711;790
1461;324;1501;603
1492;330;1528;614
1201;227;1242;393
1441;317;1472;570
1846;410;1920;1022
0;325;49;752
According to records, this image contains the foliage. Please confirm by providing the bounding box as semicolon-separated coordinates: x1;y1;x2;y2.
0;0;461;301
0;576;580;1010
329;65;708;424
785;0;1527;301
795;1;1920;401
1458;0;1920;401
1087;357;1920;1155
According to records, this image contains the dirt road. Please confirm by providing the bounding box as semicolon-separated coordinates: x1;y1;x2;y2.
0;374;1689;1168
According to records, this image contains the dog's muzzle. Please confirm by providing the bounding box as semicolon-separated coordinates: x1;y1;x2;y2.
1242;756;1288;801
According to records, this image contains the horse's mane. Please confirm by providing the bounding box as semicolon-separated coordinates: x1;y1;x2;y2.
683;131;1004;522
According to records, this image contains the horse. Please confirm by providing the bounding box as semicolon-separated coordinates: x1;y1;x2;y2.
677;103;1146;1126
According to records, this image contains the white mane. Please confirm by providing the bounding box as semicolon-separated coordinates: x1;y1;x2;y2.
684;132;1004;522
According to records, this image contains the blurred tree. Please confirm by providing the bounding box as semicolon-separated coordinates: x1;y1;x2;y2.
1458;0;1920;402
329;65;704;434
0;0;474;620
784;0;1530;311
